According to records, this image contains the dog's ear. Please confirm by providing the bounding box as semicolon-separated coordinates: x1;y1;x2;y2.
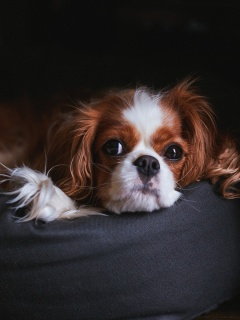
45;106;99;203
162;78;217;185
206;135;240;199
163;78;240;198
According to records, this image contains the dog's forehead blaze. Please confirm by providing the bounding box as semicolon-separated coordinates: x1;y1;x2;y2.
123;91;163;139
93;89;181;152
122;91;180;143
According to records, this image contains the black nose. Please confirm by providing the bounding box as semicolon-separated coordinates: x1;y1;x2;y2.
133;155;160;178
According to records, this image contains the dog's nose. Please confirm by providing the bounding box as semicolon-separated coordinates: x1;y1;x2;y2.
133;155;160;178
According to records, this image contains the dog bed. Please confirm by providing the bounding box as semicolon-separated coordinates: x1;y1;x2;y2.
0;181;240;320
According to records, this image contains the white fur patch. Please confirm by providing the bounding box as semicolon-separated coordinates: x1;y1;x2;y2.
123;89;163;144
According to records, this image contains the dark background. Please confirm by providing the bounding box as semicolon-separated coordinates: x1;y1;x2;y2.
0;0;240;134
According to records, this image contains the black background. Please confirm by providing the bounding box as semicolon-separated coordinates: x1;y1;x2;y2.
0;0;240;133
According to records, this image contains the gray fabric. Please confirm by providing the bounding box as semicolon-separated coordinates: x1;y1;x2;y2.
0;181;240;320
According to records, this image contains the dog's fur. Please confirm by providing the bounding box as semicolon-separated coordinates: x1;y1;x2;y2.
1;80;239;221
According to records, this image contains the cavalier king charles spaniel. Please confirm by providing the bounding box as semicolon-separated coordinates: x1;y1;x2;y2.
1;79;240;221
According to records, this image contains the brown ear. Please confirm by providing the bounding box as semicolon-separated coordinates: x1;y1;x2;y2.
162;79;217;185
45;106;99;203
163;78;240;198
206;135;240;199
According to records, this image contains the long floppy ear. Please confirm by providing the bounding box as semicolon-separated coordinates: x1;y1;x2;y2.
162;78;240;198
162;79;217;185
206;135;240;199
44;106;99;203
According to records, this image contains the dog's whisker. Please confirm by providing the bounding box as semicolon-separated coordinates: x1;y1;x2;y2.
46;163;70;177
175;166;195;184
91;162;113;175
178;196;201;213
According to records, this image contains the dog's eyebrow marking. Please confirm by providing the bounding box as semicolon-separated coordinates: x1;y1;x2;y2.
123;89;164;142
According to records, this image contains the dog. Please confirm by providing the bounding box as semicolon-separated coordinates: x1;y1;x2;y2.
1;79;240;221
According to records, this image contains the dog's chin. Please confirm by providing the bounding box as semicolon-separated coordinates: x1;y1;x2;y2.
103;184;181;214
133;184;160;197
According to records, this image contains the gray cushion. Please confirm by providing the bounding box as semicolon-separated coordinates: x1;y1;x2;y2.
0;181;240;320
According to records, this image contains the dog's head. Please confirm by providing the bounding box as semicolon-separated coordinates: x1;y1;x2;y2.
46;80;240;213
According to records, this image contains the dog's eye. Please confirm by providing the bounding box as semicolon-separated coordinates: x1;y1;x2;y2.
164;145;183;161
102;140;124;156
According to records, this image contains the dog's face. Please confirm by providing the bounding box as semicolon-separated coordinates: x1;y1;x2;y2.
46;80;239;213
93;90;187;212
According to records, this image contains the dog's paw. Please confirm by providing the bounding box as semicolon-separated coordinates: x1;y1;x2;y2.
1;166;104;222
1;166;76;221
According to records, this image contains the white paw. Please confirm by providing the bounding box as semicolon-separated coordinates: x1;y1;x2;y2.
2;166;76;221
2;166;103;222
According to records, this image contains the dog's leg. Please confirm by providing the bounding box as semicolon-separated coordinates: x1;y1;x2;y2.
1;166;102;222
